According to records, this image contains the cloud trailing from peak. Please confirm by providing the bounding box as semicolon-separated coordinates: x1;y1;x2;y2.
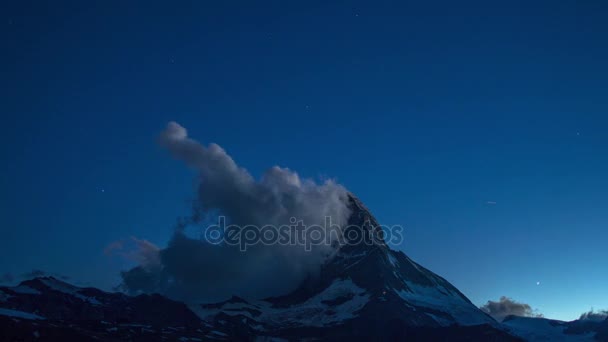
480;296;543;322
119;122;351;302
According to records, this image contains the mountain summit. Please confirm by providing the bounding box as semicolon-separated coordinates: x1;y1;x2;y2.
189;195;514;340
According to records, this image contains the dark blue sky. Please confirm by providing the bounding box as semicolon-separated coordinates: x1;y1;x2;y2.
1;1;607;320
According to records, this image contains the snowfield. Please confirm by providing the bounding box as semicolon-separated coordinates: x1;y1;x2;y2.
396;282;494;326
0;308;46;320
39;278;102;305
192;278;370;329
503;316;596;341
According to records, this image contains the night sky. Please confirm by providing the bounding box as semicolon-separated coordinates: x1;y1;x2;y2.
1;1;607;321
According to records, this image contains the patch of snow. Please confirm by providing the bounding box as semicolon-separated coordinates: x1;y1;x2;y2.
193;278;370;329
39;278;102;305
0;289;13;301
341;251;368;259
0;308;45;320
165;326;185;331
258;278;369;328
503;316;595;341
252;323;266;331
10;285;41;295
397;282;493;326
191;301;259;320
425;312;451;326
254;337;288;342
409;260;423;273
388;252;399;267
342;249;380;272
210;330;228;336
118;323;152;328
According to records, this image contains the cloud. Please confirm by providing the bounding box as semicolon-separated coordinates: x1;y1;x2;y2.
105;237;161;269
119;122;351;302
104;240;125;255
579;309;608;322
480;296;543;321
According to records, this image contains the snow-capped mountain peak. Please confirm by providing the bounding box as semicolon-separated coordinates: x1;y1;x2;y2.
191;195;505;340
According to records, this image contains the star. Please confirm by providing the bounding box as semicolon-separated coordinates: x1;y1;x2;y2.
536;281;541;286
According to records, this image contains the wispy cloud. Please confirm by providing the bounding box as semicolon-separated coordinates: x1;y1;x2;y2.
480;296;543;321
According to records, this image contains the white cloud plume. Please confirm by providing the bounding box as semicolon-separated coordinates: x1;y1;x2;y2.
120;122;351;302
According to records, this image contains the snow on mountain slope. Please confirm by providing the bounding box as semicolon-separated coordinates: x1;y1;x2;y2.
8;285;41;295
262;278;370;327
0;308;45;320
41;278;103;305
503;316;596;341
396;280;490;326
0;289;12;302
194;194;498;336
191;278;370;329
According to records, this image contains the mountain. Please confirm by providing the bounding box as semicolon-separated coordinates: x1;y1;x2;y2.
0;277;208;341
189;195;517;340
0;195;521;341
502;315;607;341
597;318;608;341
